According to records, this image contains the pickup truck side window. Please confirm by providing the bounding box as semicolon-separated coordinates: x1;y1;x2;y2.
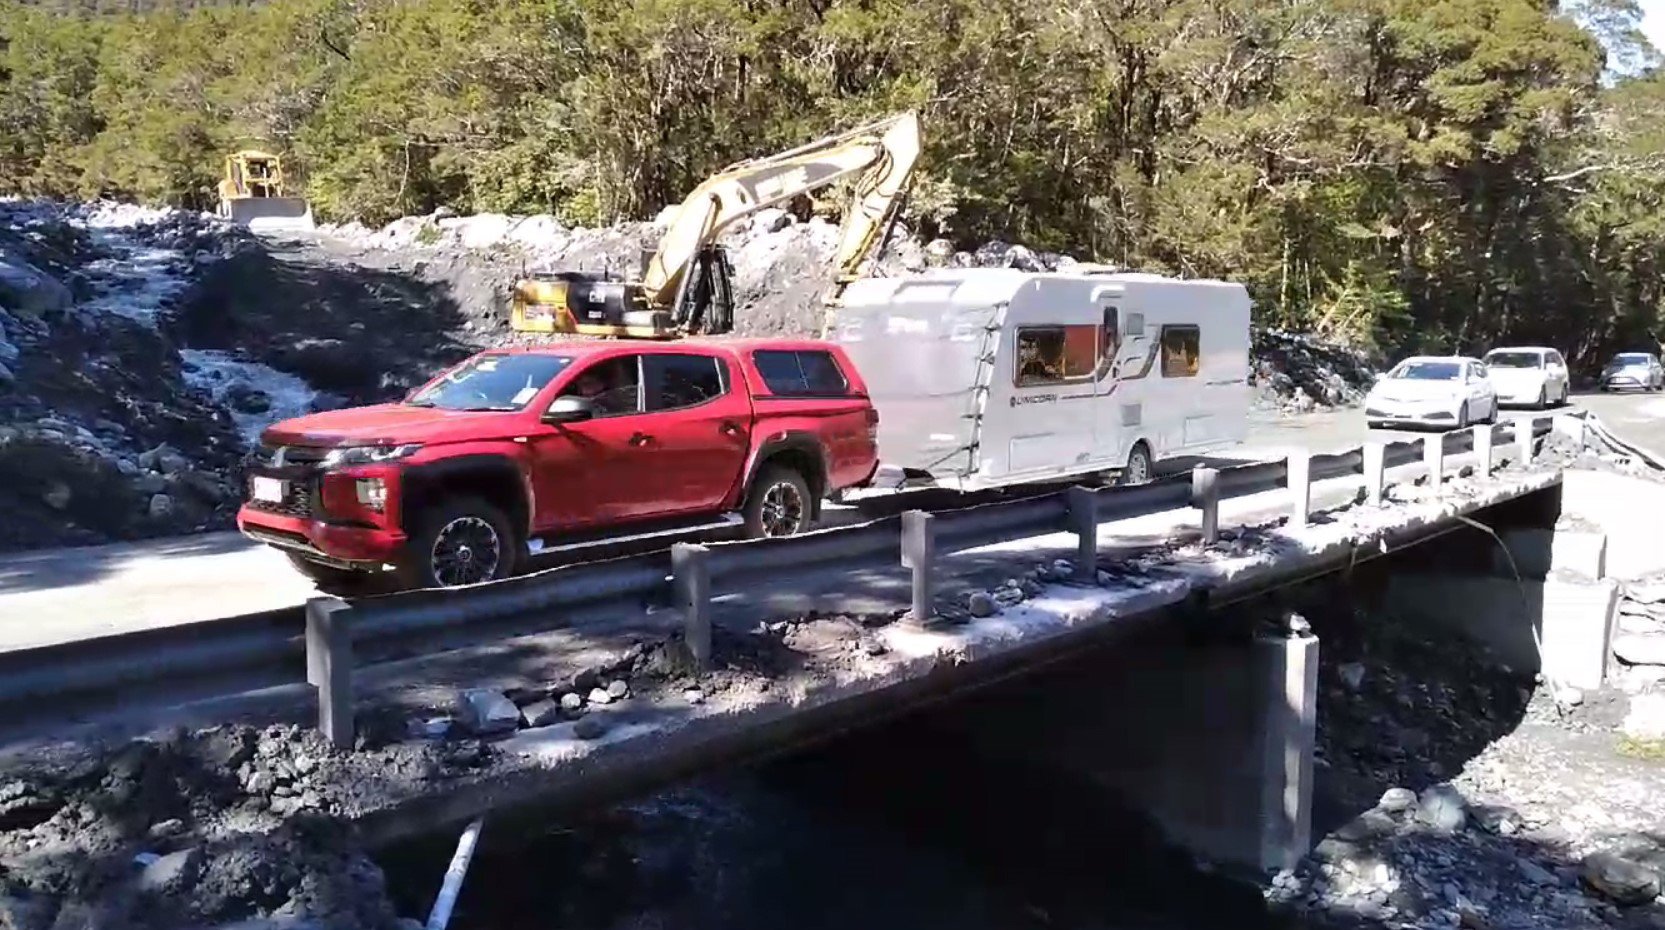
1015;325;1097;387
645;354;726;411
753;350;850;396
559;355;641;417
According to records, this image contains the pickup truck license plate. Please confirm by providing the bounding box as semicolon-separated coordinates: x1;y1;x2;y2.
252;477;286;502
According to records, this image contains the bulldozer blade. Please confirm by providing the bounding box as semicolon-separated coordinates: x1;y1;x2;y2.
221;197;315;232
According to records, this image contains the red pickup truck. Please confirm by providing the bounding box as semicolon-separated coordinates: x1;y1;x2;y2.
237;339;880;589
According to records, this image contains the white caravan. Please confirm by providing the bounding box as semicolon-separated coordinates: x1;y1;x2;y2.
831;268;1251;490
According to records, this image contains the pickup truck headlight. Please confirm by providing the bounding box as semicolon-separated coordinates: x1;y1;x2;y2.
321;443;423;468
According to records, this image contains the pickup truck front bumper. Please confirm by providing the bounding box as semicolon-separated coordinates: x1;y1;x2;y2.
237;462;407;569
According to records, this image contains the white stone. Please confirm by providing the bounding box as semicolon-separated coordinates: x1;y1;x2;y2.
1615;633;1665;666
1621;693;1665;742
456;689;521;734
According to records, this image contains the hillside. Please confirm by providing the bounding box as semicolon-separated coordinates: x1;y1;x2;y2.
4;0;1665;364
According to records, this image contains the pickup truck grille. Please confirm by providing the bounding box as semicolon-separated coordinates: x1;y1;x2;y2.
247;479;315;519
258;442;331;468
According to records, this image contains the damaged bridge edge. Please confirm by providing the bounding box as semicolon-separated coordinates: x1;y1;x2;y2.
348;468;1566;857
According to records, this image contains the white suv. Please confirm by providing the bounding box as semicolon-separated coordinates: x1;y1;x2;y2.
1481;346;1569;409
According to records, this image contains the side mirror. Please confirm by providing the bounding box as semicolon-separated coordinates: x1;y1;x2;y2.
542;395;595;424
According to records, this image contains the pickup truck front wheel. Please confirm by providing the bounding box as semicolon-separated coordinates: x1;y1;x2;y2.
400;497;519;589
743;465;811;539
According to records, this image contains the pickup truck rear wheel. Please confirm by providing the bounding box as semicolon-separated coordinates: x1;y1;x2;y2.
400;497;518;589
743;465;811;539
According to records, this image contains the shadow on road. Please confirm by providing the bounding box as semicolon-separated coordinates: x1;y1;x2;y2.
0;531;258;596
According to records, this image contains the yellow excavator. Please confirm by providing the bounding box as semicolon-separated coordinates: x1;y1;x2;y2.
217;150;314;231
509;111;922;339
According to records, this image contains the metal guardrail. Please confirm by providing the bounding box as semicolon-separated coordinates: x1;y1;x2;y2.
0;414;1580;746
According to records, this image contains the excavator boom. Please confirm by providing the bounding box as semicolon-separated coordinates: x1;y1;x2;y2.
511;111;921;338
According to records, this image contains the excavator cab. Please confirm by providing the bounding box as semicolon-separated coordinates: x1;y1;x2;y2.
508;111;919;340
217;150;314;232
510;246;737;338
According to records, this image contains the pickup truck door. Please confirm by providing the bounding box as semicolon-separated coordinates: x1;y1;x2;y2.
639;352;753;514
527;354;654;530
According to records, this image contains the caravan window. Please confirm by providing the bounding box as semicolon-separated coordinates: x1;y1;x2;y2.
1160;325;1201;378
1015;325;1098;387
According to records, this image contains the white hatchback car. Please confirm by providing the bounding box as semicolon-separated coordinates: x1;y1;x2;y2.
1365;356;1499;430
1481;346;1570;409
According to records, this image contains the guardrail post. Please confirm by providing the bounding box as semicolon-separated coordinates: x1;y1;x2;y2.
1286;452;1311;529
1192;466;1220;545
901;510;938;626
1424;434;1444;488
1066;487;1098;583
1516;419;1534;467
671;543;712;670
305;597;353;750
1553;413;1586;450
1473;424;1494;475
1362;442;1385;506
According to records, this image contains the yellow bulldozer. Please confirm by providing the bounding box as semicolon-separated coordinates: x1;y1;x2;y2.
216;150;314;231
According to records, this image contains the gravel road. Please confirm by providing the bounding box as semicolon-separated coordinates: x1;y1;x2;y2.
0;391;1657;651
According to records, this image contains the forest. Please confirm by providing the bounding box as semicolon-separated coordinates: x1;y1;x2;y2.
3;0;1665;363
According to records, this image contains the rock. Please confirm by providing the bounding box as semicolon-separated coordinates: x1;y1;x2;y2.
1519;859;1559;886
573;717;608;740
148;493;174;519
1622;693;1665;742
407;717;451;740
1628;582;1665;605
1620;615;1665;636
224;382;272;414
1339;662;1366;690
1582;851;1661;905
1051;559;1074;578
967;592;998;617
0;254;72;318
138;847;204;893
559;692;584;714
992;586;1025;607
1416;785;1468;833
135;473;167;494
455;689;521;735
923;239;955;267
606;679;630;700
147;818;186;840
588;687;613;706
41;482;70;510
1556;686;1585;709
1378;787;1417;813
521;699;563;728
751;208;793;234
684;688;705;705
1616;633;1665;666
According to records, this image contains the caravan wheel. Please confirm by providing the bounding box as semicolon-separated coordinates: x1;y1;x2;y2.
1121;442;1154;486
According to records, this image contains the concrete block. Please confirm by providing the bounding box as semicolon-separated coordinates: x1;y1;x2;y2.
1540;576;1619;690
1488;528;1607;580
1385;572;1619;689
1254;631;1317;873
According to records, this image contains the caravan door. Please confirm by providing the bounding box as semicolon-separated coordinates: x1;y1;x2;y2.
1094;295;1162;465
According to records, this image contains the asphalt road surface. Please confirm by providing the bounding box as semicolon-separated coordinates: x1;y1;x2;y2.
2;390;1660;650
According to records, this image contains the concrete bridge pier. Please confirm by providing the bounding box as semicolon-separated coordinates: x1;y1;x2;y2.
946;616;1320;876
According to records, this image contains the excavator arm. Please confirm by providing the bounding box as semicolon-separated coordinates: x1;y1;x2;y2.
642;112;921;317
510;111;921;339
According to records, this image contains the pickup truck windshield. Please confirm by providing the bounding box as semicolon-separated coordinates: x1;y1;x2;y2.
1483;352;1542;369
408;354;573;411
1390;361;1461;381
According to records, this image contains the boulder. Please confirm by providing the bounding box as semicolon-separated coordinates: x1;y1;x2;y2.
138;847;204;894
1615;633;1665;667
1581;851;1661;905
1622;693;1665;742
1378;787;1417;813
225;382;272;415
0;254;72;319
520;699;563;729
1415;785;1467;833
455;689;521;735
967;592;998;618
751;208;793;234
147;494;174;519
41;482;71;511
